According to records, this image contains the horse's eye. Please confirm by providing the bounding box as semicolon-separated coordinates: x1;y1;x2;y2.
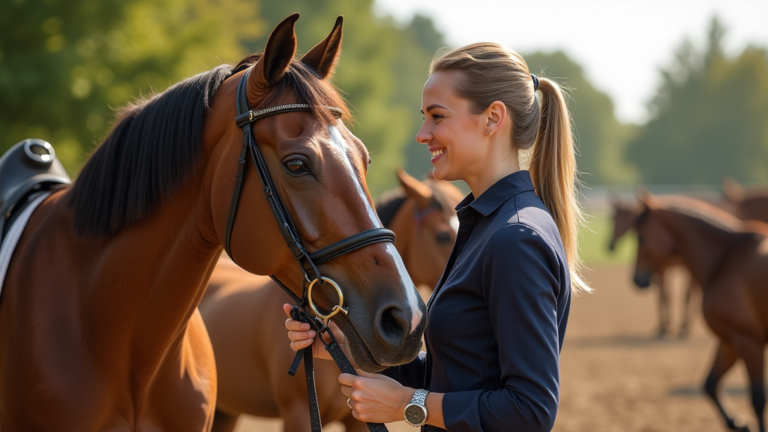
284;158;310;175
435;231;452;245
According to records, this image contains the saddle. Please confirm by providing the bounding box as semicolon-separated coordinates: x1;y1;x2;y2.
0;139;70;244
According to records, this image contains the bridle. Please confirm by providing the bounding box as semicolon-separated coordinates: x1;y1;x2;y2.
225;69;391;432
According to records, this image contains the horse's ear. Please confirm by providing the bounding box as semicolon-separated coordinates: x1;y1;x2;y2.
607;191;622;209
300;16;343;79
396;167;433;210
721;176;744;204
636;187;658;209
248;13;299;103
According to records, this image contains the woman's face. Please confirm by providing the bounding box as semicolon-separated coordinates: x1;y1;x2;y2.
416;71;486;182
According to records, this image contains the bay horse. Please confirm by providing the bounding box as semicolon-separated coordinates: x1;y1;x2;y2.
0;14;426;431
200;169;462;432
633;191;768;432
722;177;768;223
608;196;697;338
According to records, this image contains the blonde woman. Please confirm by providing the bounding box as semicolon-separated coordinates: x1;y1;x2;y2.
284;43;587;432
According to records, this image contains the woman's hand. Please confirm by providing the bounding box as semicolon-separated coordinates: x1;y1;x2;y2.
282;303;347;361
339;371;415;424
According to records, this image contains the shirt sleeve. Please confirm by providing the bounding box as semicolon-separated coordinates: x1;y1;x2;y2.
442;224;563;432
381;350;426;388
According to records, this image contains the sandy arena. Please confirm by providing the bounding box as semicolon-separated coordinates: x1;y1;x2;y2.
235;265;755;432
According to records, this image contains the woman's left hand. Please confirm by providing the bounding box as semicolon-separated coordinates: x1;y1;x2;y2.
339;371;415;424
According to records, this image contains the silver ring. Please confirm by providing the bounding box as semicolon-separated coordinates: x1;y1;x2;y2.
347;397;353;410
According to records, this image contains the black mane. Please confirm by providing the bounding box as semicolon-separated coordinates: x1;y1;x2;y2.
375;189;407;229
375;180;456;228
67;64;234;237
67;54;350;238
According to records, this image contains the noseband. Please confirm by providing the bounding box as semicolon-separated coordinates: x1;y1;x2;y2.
225;69;391;432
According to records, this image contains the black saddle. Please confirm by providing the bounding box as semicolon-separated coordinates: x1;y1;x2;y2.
0;139;70;243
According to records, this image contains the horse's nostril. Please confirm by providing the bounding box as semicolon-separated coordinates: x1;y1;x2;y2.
376;305;408;346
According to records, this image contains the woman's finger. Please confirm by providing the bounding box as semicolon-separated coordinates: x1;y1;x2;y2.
287;330;315;341
284;318;311;332
338;373;358;386
340;385;353;397
290;339;313;351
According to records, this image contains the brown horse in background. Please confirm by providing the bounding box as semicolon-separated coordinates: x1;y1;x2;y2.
0;14;425;431
722;177;768;223
201;170;463;432
608;196;697;338
633;192;768;432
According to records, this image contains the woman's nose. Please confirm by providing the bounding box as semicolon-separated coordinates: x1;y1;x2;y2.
415;123;431;144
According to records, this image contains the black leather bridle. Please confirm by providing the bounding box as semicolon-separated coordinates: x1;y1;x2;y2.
225;69;391;432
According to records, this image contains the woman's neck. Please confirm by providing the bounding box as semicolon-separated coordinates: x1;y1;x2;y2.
463;144;520;198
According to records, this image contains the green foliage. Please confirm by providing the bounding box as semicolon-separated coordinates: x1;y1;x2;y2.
1;0;261;174
626;17;768;184
524;51;637;186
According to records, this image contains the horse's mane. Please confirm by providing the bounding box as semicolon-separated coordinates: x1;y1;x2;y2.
375;190;406;229
68;54;350;238
374;179;463;228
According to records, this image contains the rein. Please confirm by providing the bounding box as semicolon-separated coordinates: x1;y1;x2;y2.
225;69;391;432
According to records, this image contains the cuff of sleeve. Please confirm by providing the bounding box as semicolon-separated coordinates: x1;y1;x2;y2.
442;390;482;432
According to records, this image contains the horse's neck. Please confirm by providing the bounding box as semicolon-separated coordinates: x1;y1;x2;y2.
663;210;740;286
77;170;220;371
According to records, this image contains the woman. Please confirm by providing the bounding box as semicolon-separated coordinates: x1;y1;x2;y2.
283;43;588;432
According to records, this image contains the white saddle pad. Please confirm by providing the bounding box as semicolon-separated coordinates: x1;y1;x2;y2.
0;191;52;297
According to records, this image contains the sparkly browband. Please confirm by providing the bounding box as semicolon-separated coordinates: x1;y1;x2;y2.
235;103;343;128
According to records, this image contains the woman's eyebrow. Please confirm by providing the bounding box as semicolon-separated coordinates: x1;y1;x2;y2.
421;104;448;114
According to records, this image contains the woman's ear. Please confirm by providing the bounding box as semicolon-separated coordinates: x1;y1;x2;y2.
484;101;507;135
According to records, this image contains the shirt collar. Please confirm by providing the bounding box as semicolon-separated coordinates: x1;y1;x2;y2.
455;170;536;217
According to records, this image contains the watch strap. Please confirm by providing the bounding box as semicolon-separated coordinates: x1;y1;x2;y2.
410;388;429;407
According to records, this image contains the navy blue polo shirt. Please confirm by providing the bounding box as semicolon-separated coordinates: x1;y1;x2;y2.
385;170;571;432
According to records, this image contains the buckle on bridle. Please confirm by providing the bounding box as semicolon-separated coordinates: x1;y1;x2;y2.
306;276;348;325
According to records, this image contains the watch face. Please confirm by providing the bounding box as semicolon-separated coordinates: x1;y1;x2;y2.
404;403;427;426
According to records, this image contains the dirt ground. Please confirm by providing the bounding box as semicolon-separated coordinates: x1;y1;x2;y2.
235;265;756;432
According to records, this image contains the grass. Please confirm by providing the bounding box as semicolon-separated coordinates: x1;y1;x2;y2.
579;210;636;266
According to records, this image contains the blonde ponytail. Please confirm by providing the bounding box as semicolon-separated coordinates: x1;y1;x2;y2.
431;43;590;295
530;77;589;294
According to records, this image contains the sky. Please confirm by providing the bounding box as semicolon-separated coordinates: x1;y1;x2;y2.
373;0;768;125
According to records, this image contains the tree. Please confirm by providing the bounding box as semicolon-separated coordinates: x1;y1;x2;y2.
1;0;260;174
625;17;768;184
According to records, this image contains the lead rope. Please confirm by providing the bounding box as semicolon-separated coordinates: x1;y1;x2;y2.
287;304;388;432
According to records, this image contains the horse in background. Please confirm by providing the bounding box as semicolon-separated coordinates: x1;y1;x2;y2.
0;14;426;430
721;177;768;223
633;191;768;432
608;195;697;338
201;169;463;432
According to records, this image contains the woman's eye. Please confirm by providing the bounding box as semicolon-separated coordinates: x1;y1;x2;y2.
284;159;310;175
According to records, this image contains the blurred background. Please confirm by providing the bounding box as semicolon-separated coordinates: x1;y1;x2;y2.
3;0;767;430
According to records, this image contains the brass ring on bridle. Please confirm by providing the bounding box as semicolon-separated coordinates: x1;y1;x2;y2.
307;276;348;322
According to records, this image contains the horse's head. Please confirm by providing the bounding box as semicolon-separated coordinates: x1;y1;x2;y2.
632;190;675;289
607;193;639;252
389;168;460;289
204;14;425;371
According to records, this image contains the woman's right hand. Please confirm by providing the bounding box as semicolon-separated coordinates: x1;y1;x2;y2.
282;304;347;361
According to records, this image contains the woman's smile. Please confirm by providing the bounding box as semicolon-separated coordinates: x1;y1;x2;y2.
430;147;445;163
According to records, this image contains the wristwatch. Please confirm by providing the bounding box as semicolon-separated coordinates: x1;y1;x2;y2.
403;389;429;427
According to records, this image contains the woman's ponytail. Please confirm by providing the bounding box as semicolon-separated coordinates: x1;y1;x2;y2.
530;77;589;294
